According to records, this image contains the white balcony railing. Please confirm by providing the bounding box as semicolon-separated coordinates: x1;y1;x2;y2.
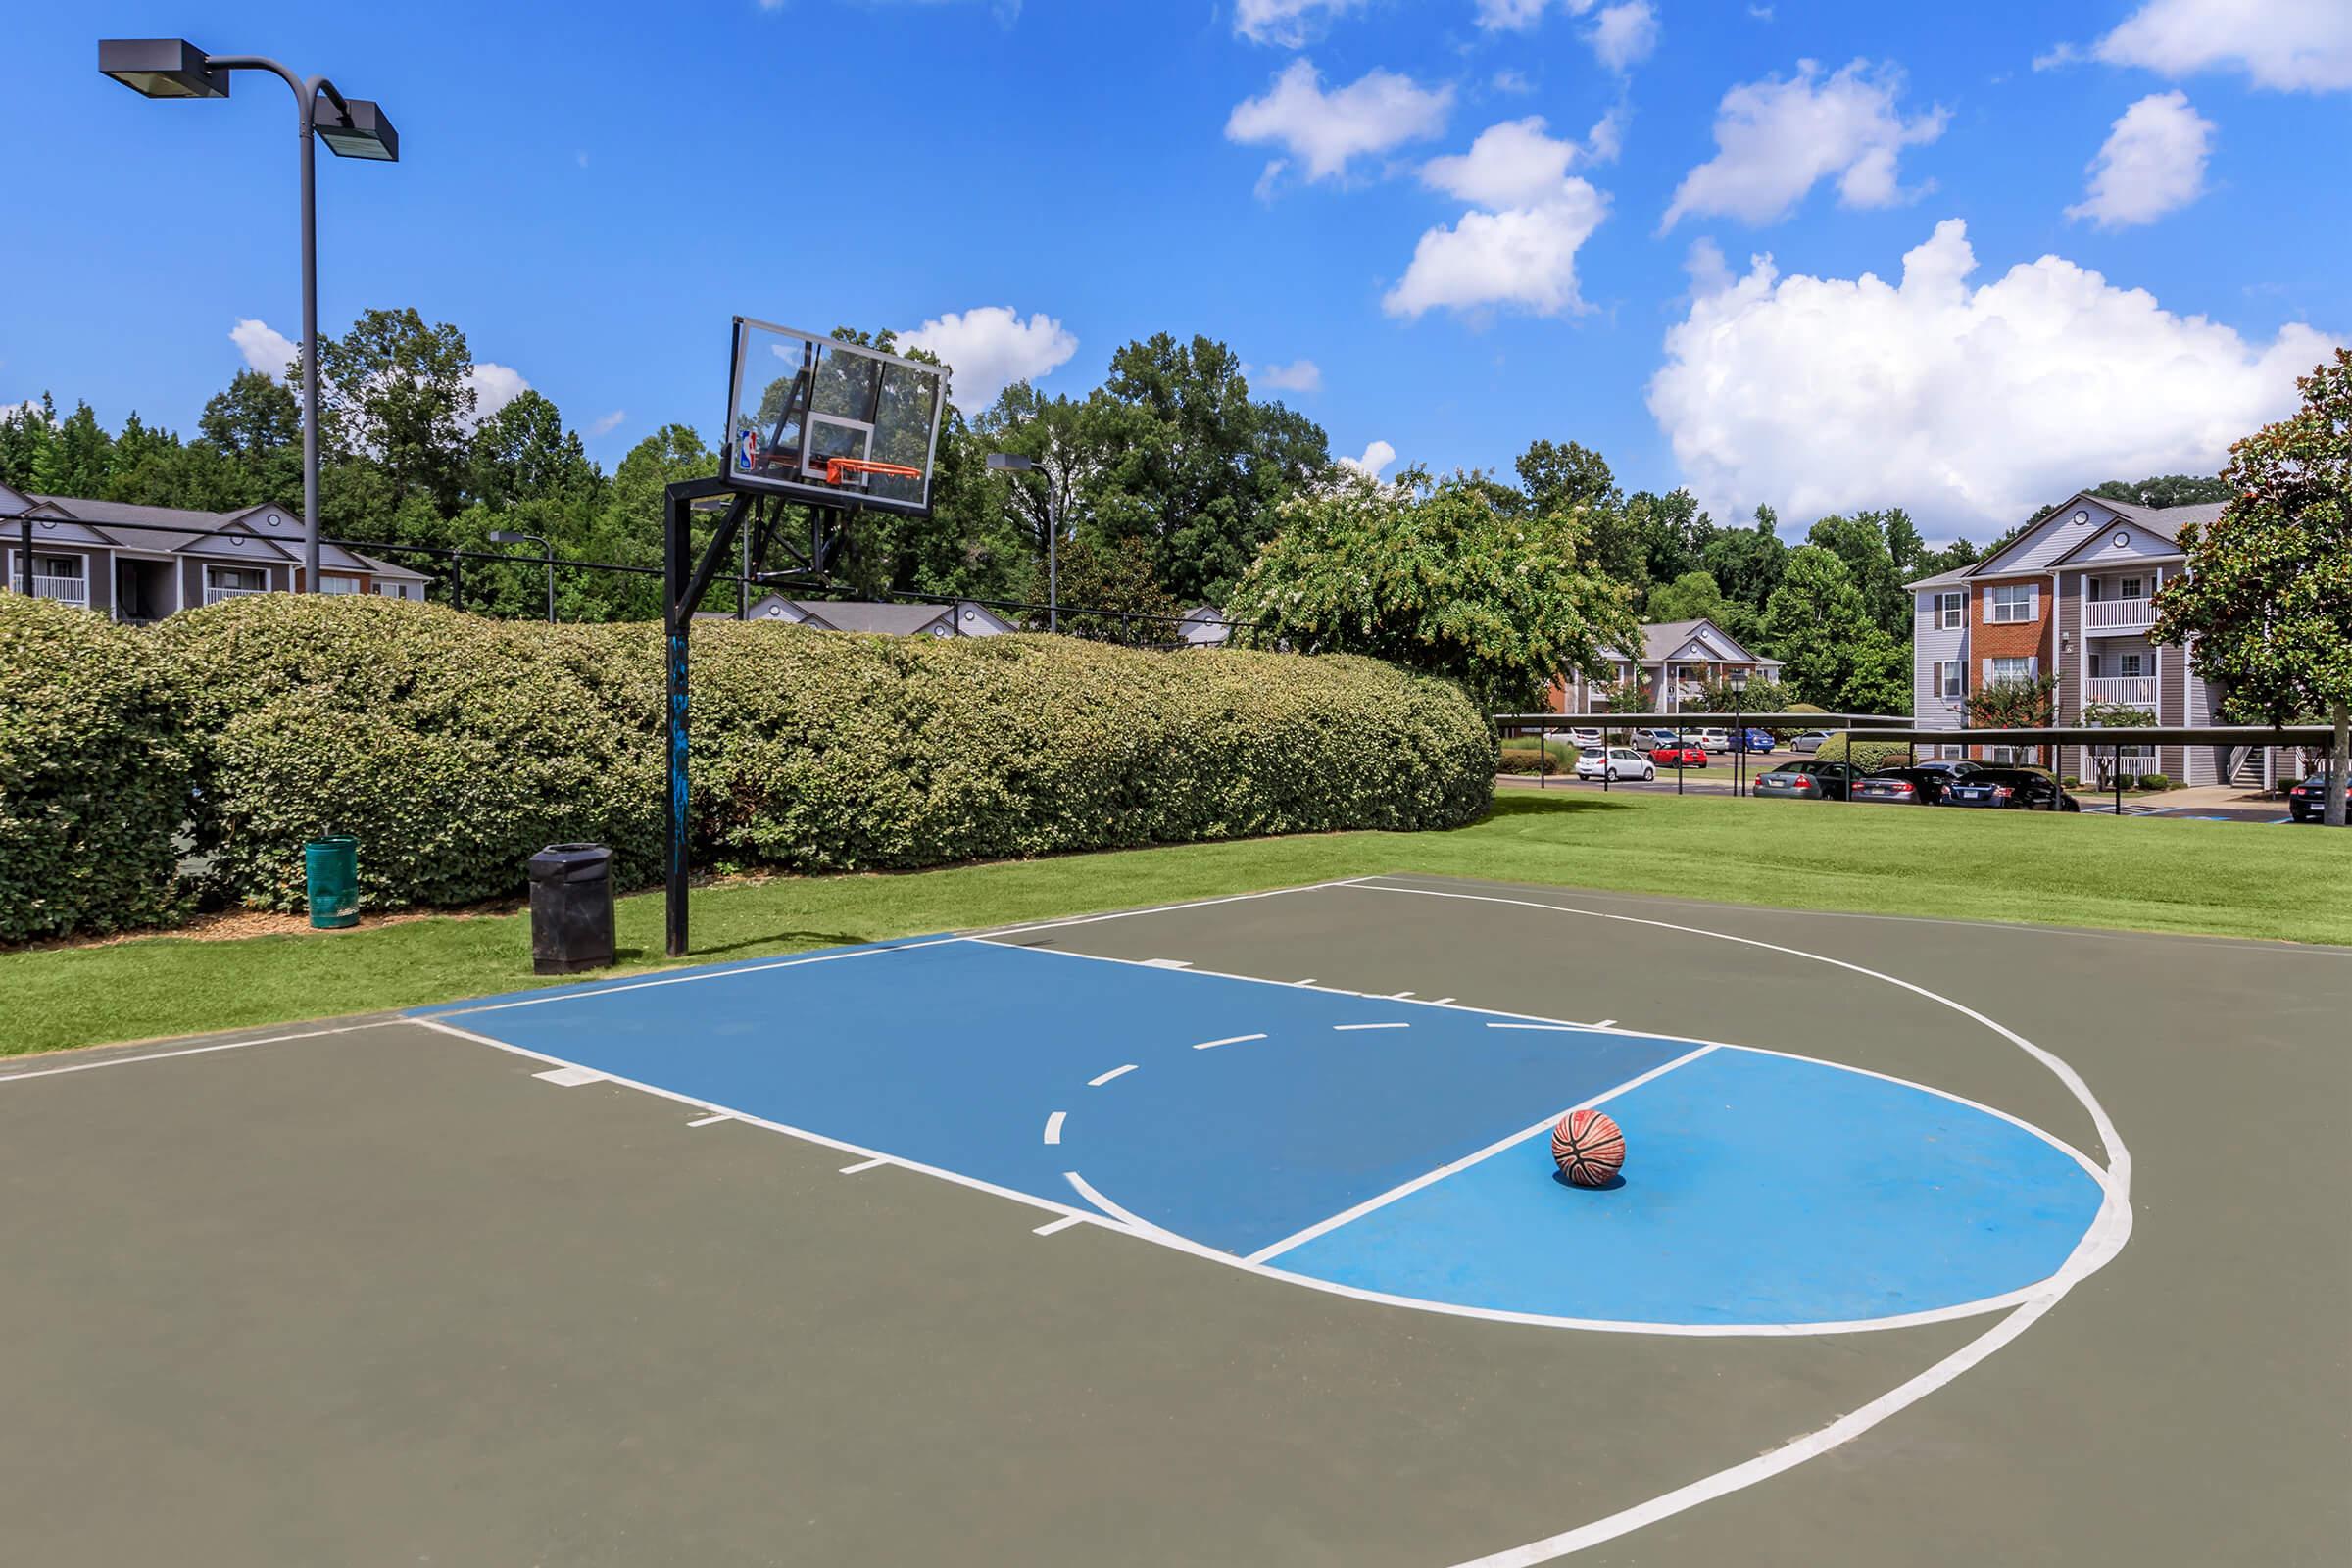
204;586;269;607
2085;675;2156;706
30;573;89;608
2084;598;2157;632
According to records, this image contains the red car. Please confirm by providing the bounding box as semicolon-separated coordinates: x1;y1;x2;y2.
1646;742;1708;767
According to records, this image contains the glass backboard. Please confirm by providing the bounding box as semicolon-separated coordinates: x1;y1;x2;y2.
725;318;947;515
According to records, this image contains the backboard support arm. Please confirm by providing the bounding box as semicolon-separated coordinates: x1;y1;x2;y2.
662;473;848;958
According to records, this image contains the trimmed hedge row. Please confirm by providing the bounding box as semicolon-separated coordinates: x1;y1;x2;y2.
0;597;203;942
3;594;1492;926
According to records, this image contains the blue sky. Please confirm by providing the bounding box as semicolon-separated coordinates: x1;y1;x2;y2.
4;1;2346;539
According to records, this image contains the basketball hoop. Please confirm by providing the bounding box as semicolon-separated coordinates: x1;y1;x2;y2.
823;457;924;486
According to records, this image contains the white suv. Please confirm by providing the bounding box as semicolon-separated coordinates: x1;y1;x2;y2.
1575;746;1656;782
1695;728;1731;752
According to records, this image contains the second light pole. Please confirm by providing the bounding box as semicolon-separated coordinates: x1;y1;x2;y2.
489;529;555;621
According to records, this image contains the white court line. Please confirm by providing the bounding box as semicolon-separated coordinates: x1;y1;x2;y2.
1594;1018;1618;1028
1087;1064;1139;1087
0;1019;399;1085
839;1156;890;1174
1193;1033;1267;1051
428;876;1375;1020
1391;990;1416;999
1043;1111;1066;1145
687;1112;733;1128
1335;1021;1408;1031
1293;977;1317;986
1487;1021;1582;1032
532;1065;605;1087
1032;1214;1086;1237
1433;997;1457;1005
1140;958;1192;969
1245;1046;1717;1265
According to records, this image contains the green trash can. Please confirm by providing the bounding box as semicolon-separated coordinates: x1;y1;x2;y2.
304;836;360;930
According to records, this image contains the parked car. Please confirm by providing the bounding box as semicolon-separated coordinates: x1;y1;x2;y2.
1576;745;1656;782
1910;759;1981;778
2287;772;2349;823
1752;760;1856;800
1790;730;1833;754
1631;727;1686;749
1693;728;1731;752
1851;767;1957;806
1940;767;2082;811
1568;727;1603;747
1646;741;1708;767
1732;729;1777;754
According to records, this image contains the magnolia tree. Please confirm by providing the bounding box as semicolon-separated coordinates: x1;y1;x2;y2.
2155;350;2352;825
1227;472;1639;720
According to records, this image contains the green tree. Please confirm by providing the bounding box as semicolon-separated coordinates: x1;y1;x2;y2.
1699;505;1788;618
1080;333;1330;605
2153;349;2352;822
2090;474;2234;511
0;394;58;490
467;389;597;510
1805;512;1909;638
1054;535;1180;641
198;369;304;510
1227;472;1638;718
1626;487;1717;593
1515;439;1646;596
311;307;479;516
1644;569;1733;627
29;401;112;498
1758;546;1910;713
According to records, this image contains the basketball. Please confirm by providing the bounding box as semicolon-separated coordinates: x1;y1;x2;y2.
1551;1108;1625;1187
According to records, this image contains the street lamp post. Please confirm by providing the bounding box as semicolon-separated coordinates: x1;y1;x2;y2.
986;451;1056;632
100;38;399;594
489;530;556;622
1730;667;1750;797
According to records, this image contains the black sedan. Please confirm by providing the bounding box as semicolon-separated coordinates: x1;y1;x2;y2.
2287;773;2348;823
1752;760;1856;801
1940;767;2082;811
1851;767;1957;806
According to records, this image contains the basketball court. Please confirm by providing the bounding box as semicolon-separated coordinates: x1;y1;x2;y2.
4;874;2345;1564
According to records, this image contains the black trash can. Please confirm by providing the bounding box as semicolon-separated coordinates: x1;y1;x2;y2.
528;843;616;975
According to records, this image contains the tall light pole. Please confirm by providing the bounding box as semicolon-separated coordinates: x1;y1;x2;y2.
987;450;1059;631
100;38;399;594
490;529;556;622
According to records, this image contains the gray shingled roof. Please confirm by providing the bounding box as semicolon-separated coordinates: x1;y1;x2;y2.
794;601;954;636
1908;492;2226;589
1597;618;1778;667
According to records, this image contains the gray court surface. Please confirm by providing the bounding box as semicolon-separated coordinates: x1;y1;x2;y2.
3;874;2346;1566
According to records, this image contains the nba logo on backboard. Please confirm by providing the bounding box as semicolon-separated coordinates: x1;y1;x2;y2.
737;428;761;472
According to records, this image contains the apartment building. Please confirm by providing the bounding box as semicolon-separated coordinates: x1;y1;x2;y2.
1;485;429;620
1550;618;1785;713
1907;488;2279;788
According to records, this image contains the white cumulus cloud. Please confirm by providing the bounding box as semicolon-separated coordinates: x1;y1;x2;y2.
1226;60;1453;187
1234;0;1366;46
2095;0;2352;93
1474;0;1653;72
899;306;1078;411
1339;438;1396;478
1590;3;1659;71
466;363;529;422
1256;359;1323;394
230;318;300;378
1661;59;1946;231
1385;185;1609;319
588;410;627;437
1646;219;2341;535
2066;91;2215;228
1420;117;1586;207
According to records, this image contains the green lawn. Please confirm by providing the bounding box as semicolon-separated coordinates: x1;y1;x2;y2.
6;790;2345;1059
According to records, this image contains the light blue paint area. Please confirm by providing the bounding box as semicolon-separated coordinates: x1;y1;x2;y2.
1276;1048;2105;1326
419;938;1683;1256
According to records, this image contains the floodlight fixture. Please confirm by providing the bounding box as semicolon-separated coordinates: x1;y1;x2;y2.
97;37;400;595
98;38;228;99
985;452;1036;472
